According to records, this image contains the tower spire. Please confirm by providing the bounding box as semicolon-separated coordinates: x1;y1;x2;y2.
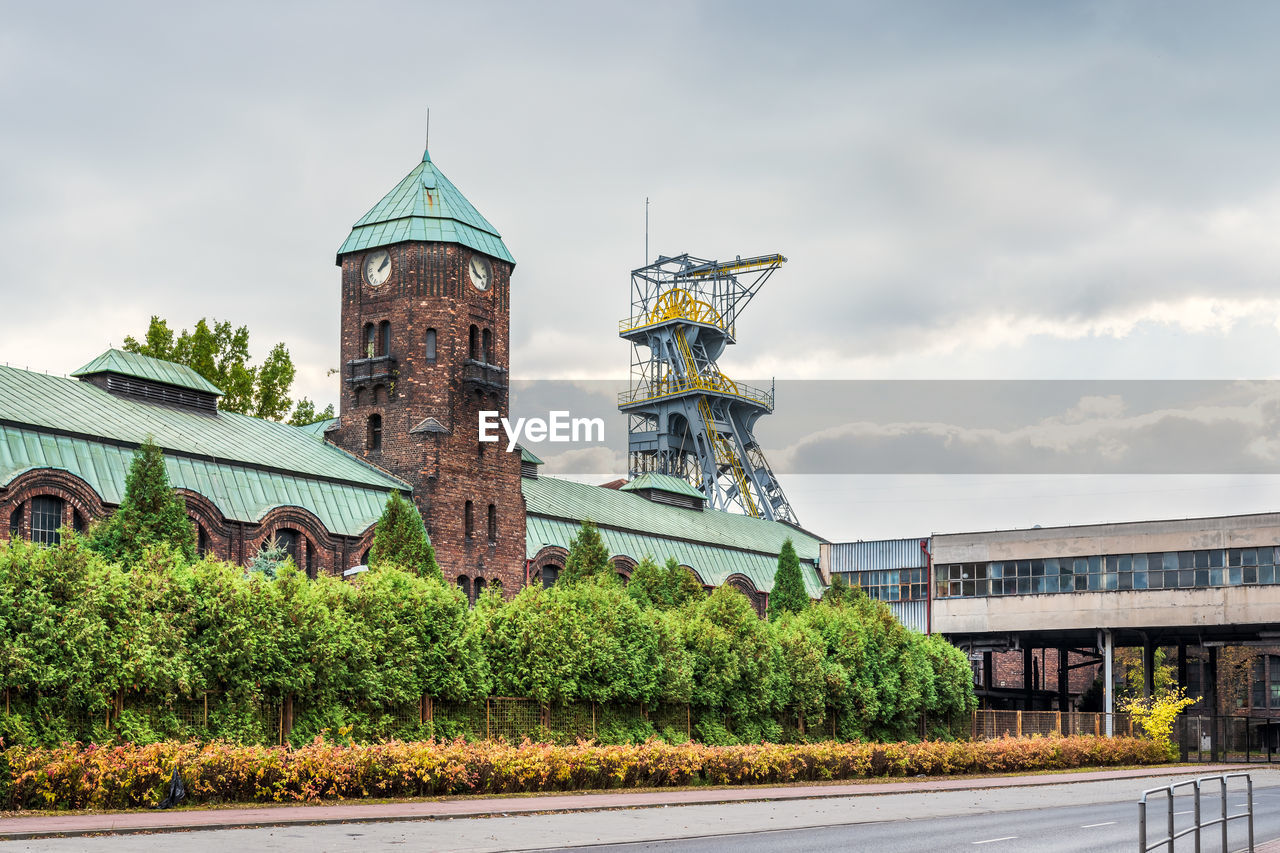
423;108;431;161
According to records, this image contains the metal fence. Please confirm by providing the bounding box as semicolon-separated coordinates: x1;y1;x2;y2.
1177;715;1280;764
1;689;1158;747
967;710;1135;740
1139;772;1254;853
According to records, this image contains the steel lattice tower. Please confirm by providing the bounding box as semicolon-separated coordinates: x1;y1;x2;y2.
618;253;798;523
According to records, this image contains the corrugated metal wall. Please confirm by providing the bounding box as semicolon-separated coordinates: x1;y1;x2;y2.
886;600;929;633
827;538;932;633
827;538;929;572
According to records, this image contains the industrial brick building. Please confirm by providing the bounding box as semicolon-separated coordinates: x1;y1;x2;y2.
0;145;823;608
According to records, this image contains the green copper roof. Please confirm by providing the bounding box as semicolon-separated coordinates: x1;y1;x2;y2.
0;364;407;494
523;475;824;597
336;149;515;265
72;349;223;396
619;472;706;501
293;417;339;438
0;424;391;537
519;445;544;465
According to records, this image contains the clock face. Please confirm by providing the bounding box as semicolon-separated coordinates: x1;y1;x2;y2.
468;254;492;291
363;249;392;287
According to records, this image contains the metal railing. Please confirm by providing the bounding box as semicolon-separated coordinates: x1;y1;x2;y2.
1138;773;1253;853
1177;715;1280;764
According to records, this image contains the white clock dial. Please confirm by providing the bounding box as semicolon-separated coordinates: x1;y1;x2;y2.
468;255;492;291
364;249;392;287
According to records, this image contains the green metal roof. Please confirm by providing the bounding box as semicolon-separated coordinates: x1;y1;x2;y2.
0;424;391;537
72;349;223;396
336;149;515;265
523;475;824;597
0;364;407;494
519;445;544;465
293;417;338;438
619;472;706;501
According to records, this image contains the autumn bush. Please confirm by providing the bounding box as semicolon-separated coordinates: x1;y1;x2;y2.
0;735;1168;811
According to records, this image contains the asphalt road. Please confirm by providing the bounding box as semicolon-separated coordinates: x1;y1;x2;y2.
561;789;1280;853
3;771;1278;852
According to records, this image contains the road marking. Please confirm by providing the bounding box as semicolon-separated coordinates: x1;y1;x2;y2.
1082;822;1116;828
973;837;1018;845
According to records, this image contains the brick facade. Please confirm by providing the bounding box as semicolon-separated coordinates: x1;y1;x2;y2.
0;469;371;578
329;242;526;595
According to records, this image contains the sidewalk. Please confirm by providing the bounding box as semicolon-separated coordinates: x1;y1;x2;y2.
0;763;1250;840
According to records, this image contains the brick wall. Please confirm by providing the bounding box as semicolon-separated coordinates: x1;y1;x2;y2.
330;242;526;595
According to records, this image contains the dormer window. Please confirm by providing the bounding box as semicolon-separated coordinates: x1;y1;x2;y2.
72;348;222;413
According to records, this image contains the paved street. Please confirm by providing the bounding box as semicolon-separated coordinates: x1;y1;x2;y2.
3;768;1277;852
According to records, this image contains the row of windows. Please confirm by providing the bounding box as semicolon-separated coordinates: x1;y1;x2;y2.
464;501;498;543
457;575;501;606
937;546;1280;598
841;568;928;602
359;322;495;365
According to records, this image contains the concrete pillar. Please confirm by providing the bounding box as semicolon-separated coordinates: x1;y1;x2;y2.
1023;645;1034;711
1207;645;1219;760
1103;630;1114;736
1177;643;1189;761
1058;647;1070;711
1143;638;1155;699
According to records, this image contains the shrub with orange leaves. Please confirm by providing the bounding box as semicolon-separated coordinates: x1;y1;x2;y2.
1;735;1168;811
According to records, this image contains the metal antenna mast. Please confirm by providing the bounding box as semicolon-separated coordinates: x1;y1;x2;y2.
618;253;798;523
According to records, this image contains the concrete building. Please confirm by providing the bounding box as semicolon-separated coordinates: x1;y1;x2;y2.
931;513;1280;719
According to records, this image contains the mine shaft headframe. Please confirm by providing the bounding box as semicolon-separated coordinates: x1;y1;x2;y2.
631;253;787;330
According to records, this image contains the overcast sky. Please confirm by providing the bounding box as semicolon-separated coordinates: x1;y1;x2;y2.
5;1;1280;540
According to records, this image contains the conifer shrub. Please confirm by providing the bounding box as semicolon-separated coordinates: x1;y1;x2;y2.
559;520;614;585
88;438;195;565
368;491;440;580
766;538;808;621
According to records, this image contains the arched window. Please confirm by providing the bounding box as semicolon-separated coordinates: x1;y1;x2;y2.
468;325;480;360
31;496;65;546
464;500;474;541
541;565;560;589
367;414;382;452
364;323;377;359
457;574;472;604
195;523;211;557
274;528;300;566
481;328;492;364
8;502;23;539
379;320;391;357
425;328;437;363
475;577;487;600
360;548;371;566
487;504;497;544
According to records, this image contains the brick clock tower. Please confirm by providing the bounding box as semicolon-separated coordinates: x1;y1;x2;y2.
332;147;525;596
